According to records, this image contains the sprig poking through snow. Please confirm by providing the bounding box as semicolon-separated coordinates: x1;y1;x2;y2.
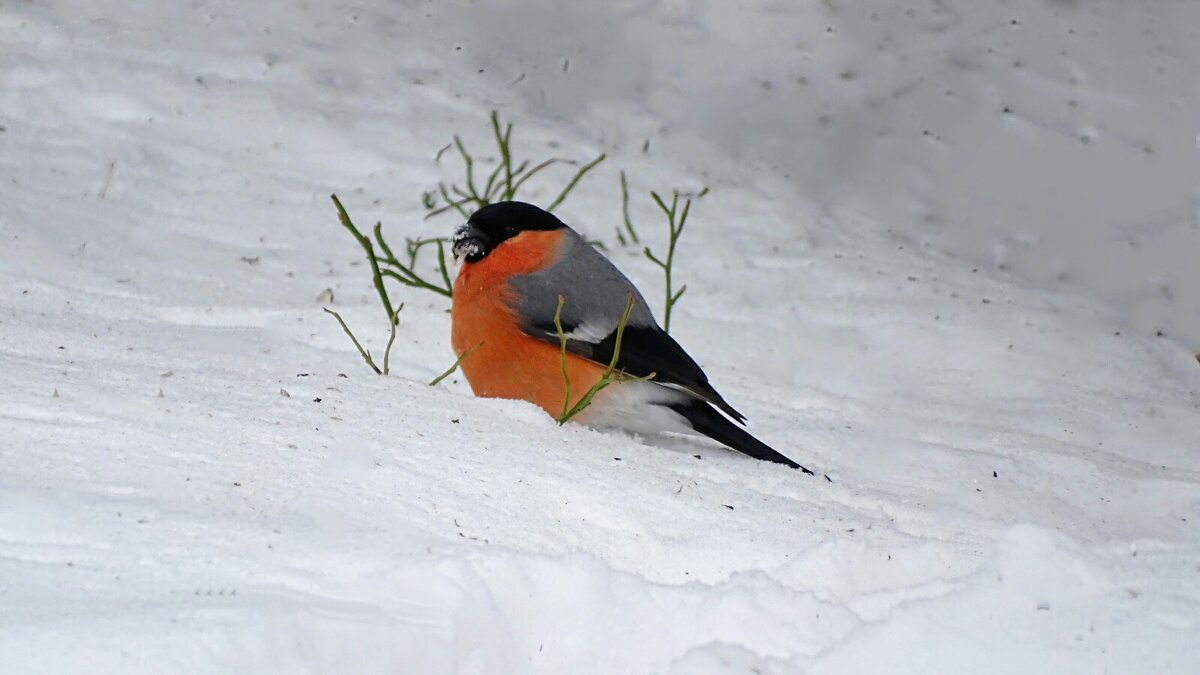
429;342;481;387
322;304;403;376
615;170;639;246
423;110;606;219
553;294;653;424
328;192;450;377
644;188;706;334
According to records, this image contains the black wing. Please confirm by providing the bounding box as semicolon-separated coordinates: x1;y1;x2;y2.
532;317;747;424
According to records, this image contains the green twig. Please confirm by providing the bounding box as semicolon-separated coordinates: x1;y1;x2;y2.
436;183;471;219
453;135;481;206
491;111;515;200
429;342;482;386
552;296;572;421
382;304;404;375
373;222;399;265
372;227;453;298
424;192;473;220
323;308;382;375
425;110;607;219
644;190;692;334
331;194;396;325
481;161;505;202
435;240;453;294
510;158;565;195
546;153;606;212
322;304;404;376
379;268;452;298
555;294;649;424
619;170;639;244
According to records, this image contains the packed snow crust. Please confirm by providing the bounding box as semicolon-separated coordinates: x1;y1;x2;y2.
1;1;1198;673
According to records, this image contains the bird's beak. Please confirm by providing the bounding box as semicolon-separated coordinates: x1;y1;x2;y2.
452;222;487;263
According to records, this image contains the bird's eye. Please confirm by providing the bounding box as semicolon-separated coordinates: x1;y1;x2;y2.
503;225;518;238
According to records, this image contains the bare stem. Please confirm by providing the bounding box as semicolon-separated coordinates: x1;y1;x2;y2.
429;342;482;386
553;295;572;421
426;110;605;219
382;304;404;375
556;294;649;424
491;111;515;200
453;135;481;206
546;153;606;212
435;239;453;293
332;194;396;325
323;308;382;375
437;183;471;219
510;158;565;195
644;189;692;334
619;170;639;244
373;226;453;298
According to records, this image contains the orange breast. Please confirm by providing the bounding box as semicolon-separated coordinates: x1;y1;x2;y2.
451;229;606;419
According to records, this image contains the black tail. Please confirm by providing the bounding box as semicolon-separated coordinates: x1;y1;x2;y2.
667;401;813;474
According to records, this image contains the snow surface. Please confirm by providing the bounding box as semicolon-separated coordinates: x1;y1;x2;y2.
1;1;1198;673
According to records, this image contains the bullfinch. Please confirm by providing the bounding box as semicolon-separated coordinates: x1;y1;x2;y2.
450;201;811;473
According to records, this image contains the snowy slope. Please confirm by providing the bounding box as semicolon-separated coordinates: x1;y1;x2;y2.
1;1;1198;673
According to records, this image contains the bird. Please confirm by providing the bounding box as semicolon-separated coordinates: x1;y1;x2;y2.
449;200;812;473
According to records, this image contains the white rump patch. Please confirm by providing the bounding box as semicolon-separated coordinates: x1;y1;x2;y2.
573;379;696;437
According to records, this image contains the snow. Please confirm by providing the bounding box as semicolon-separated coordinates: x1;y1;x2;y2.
1;1;1198;673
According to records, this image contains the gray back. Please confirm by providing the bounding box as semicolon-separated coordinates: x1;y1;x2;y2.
510;228;657;339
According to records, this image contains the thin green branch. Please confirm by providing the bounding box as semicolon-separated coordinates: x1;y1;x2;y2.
380;268;452;298
424;193;473;220
372;227;453;298
556;294;650;424
650;190;674;222
501;121;514;194
425;110;606;220
380;266;415;286
437;183;471;219
546;153;606;212
382;304;404;375
644;189;693;334
373;222;399;265
404;237;441;268
331;194;396;325
481;162;505;202
510;158;565;195
677;196;691;234
508;159;531;179
552;295;572;421
429;342;482;386
491;111;515;200
323;308;382;375
671;284;687;305
619;170;639;244
453;135;480;205
435;239;453;294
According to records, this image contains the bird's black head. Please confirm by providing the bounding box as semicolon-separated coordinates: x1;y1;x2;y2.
452;201;566;263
